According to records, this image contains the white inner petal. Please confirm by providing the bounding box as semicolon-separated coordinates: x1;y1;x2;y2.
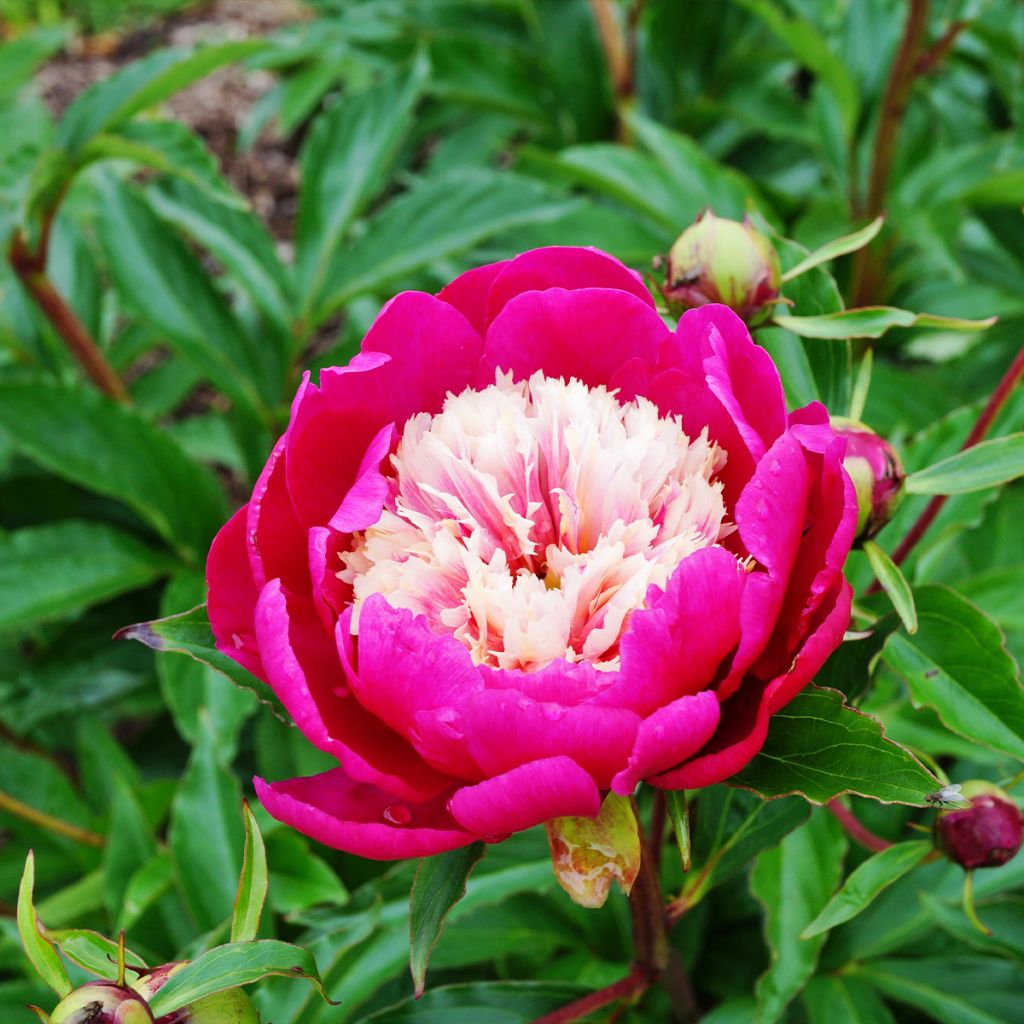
340;371;732;672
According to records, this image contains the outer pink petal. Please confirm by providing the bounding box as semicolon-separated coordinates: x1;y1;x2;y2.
206;506;263;678
460;686;640;790
477;287;669;393
448;756;601;837
328;423;395;533
602;546;746;714
436;260;509;334
255;580;453;802
651;579;853;789
483;246;655;325
610;691;721;795
246;436;308;591
255;770;478;860
285;293;483;526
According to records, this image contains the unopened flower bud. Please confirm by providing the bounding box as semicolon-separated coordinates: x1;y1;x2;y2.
132;962;259;1024
831;417;905;542
936;781;1023;870
664;210;782;323
49;982;154;1024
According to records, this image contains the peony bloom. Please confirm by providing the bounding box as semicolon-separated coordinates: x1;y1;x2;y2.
207;246;857;863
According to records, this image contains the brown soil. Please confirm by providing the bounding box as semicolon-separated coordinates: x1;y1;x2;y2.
35;0;308;242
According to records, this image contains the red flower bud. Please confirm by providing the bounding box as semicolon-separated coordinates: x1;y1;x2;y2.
664;210;782;323
936;781;1023;870
830;417;905;542
49;983;154;1024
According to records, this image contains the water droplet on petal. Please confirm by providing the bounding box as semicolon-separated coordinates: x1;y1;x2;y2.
435;708;464;739
230;633;244;649
383;804;412;826
769;459;782;476
332;685;350;698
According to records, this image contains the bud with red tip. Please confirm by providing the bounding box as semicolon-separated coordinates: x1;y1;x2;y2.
49;982;154;1024
936;781;1023;870
830;416;905;543
664;209;782;323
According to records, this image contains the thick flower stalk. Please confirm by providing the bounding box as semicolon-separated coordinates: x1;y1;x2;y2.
206;247;857;887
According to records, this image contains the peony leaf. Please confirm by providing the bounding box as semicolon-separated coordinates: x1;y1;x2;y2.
145;939;335;1015
751;811;847;1024
409;842;487;997
882;586;1024;762
544;792;640;909
863;541;918;635
117;604;287;721
665;791;692;873
733;686;938;805
46;928;148;980
781;216;885;282
231;801;269;944
802;840;932;939
801;976;898;1024
354;981;589;1022
905;433;1024;496
773;306;997;340
17;852;72;998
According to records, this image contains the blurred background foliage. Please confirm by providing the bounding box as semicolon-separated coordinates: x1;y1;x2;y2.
1;0;1023;1021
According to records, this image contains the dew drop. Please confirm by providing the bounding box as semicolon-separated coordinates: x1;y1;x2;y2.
769;459;782;476
383;803;412;826
230;632;244;649
332;685;350;699
435;707;464;739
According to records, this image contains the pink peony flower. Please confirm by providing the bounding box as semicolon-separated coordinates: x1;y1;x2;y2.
207;246;858;860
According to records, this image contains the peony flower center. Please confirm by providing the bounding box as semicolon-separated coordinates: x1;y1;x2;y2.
340;371;731;672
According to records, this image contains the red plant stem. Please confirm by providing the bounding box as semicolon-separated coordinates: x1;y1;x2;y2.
531;967;649;1024
9;229;130;402
886;342;1024;571
850;0;931;305
827;799;892;852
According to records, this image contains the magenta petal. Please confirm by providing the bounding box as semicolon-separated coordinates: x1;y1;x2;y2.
206;505;263;677
478;287;669;391
255;770;477;859
255;580;453;802
460;686;640;790
328;422;395;533
652;580;853;789
436;260;509;334
448;756;601;837
605;546;746;714
285;293;482;526
246;436;308;591
610;691;721;795
485;246;655;324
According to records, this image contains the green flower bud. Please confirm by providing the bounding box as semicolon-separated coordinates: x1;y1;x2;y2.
664;209;782;323
132;963;259;1024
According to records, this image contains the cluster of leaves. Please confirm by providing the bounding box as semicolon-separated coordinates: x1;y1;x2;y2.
1;0;1023;1021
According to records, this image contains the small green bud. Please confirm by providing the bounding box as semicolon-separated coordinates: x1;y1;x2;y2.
830;416;905;543
132;963;259;1024
49;982;154;1024
664;209;782;323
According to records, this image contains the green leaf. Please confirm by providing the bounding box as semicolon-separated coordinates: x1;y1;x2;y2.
146;940;335;1015
103;778;157;919
905;434;1024;496
297;55;428;319
231;802;268;944
356;981;589;1023
95;177;281;414
773;307;997;340
47;929;147;980
782;217;885;282
0;380;226;562
265;831;348;915
802;840;931;938
863;540;918;634
751;811;846;1024
119;854;175;931
117;604;286;719
802;976;896;1024
685;788;811;907
80;119;247;209
409;843;486;997
17;852;72;997
314;170;578;323
0;521;171;633
57;41;267;154
665;790;692;873
882;586;1024;761
734;686;938;804
169;719;244;933
852;957;1024;1024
